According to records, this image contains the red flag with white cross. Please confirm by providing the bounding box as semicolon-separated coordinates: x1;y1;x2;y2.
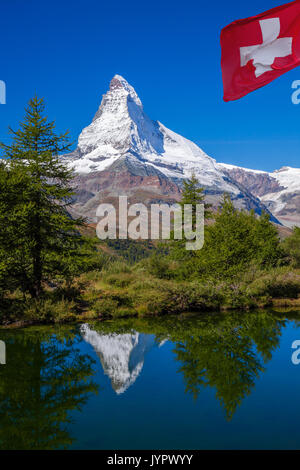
221;1;300;101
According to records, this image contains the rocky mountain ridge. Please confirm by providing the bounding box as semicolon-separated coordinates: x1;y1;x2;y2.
66;75;281;224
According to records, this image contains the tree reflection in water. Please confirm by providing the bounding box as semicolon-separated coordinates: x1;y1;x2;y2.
0;327;98;450
173;312;285;419
92;310;288;420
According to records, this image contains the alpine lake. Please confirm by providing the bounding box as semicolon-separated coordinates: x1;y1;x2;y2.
1;309;300;450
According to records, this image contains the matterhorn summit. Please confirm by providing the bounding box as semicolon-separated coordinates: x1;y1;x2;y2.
66;75;279;222
68;74;234;191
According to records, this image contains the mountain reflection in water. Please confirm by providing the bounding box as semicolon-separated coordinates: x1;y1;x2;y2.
80;310;287;419
1;310;300;449
80;324;156;394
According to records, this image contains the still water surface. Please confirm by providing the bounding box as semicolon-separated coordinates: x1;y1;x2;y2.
1;310;300;449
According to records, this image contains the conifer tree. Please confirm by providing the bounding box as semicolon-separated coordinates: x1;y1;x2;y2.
170;173;211;263
0;96;86;298
0;161;33;295
180;173;212;227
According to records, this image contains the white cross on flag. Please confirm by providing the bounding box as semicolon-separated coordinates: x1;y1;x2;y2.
221;0;300;101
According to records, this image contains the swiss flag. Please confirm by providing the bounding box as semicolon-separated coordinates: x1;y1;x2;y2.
221;0;300;101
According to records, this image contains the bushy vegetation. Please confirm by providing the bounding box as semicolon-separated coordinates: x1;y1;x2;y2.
73;264;300;320
282;227;300;268
170;194;284;280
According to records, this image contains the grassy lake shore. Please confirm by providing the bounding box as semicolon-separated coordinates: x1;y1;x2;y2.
2;260;300;328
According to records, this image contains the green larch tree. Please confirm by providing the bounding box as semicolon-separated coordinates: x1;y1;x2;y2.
0;96;86;297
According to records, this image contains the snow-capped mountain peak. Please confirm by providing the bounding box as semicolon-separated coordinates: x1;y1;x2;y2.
71;74;172;173
107;74;142;106
67;76;232;188
66;75;281;223
219;163;300;226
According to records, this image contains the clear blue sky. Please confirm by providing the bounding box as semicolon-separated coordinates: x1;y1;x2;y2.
0;0;299;171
